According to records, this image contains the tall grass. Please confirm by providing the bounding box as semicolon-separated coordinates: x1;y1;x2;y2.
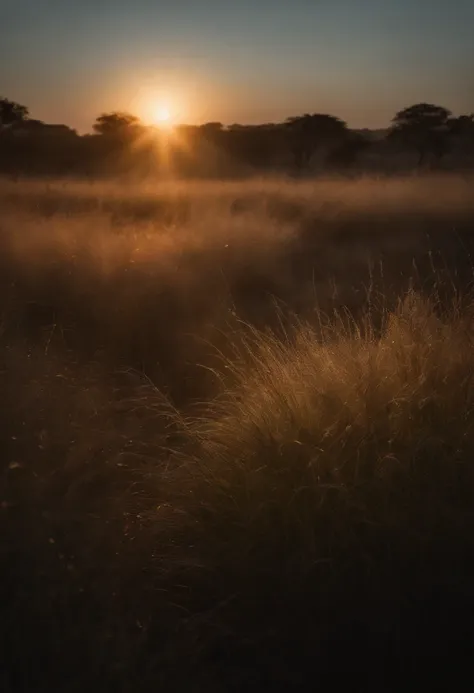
2;176;474;691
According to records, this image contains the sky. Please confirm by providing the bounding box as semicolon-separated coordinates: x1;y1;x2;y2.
1;0;473;132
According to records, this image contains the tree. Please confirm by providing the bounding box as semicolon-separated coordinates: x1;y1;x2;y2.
0;97;29;128
199;122;224;144
285;113;347;170
448;114;474;137
388;103;452;167
225;124;280;169
93;112;141;137
326;131;372;170
200;122;223;132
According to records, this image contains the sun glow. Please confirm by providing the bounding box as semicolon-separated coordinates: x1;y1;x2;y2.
153;104;172;126
138;95;180;129
133;83;191;129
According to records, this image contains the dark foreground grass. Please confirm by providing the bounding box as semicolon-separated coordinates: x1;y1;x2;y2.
2;177;474;691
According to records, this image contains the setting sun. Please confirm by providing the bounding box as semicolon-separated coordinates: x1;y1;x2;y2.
153;105;172;126
132;86;189;129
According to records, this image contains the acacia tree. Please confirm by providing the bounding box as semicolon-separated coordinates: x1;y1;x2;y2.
93;112;142;137
389;103;452;167
285;113;348;171
0;97;29;128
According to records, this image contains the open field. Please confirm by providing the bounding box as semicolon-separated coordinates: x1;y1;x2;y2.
2;175;474;691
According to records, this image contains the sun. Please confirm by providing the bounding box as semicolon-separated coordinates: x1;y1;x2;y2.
154;105;171;125
134;88;186;128
145;100;177;129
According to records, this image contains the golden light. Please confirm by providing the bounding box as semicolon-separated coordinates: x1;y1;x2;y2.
129;77;200;129
137;93;181;129
128;85;194;169
153;104;173;127
155;105;170;122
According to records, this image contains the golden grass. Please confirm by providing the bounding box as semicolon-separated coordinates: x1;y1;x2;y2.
2;175;474;691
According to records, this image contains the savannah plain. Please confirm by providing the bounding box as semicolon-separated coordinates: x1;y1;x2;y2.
2;174;474;691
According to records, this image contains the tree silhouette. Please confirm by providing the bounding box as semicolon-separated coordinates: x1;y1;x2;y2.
285;113;348;170
326;131;372;170
448;114;474;137
389;103;452;167
199;122;224;144
0;97;29;128
93;112;141;137
200;122;223;133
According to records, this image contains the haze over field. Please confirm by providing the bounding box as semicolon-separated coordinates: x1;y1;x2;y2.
3;176;474;690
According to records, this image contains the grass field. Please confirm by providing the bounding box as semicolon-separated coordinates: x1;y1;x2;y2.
2;175;474;691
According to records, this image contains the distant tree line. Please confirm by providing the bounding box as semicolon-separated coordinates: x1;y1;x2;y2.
1;96;473;178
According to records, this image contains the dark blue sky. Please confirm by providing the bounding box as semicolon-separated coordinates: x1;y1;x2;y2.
1;0;473;131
